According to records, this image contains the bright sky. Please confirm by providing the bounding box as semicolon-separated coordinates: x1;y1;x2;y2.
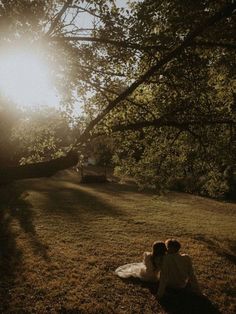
0;47;59;110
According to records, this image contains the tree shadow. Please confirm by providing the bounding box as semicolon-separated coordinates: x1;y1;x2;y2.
0;183;50;311
23;178;125;221
194;235;236;265
119;278;221;314
80;181;156;196
9;184;50;261
52;169;156;196
16;177;129;246
0;187;22;312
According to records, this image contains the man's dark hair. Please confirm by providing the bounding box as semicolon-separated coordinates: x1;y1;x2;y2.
165;239;181;253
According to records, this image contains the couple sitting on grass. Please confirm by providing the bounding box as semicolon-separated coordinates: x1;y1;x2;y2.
115;239;201;300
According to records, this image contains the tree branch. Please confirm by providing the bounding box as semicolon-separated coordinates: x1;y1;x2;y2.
85;80;157;120
193;40;236;50
46;0;73;36
70;5;102;19
75;2;236;145
52;36;159;51
111;118;235;133
79;64;126;77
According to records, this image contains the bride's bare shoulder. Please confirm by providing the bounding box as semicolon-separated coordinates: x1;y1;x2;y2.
143;251;152;258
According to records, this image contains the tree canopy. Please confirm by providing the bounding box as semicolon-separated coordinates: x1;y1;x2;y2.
0;0;235;197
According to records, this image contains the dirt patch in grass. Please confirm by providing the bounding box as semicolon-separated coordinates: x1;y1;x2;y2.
0;170;235;313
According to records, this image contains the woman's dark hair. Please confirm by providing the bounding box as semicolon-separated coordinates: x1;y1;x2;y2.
152;241;167;269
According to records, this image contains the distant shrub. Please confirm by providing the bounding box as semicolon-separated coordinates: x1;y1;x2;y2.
168;176;199;193
200;170;229;198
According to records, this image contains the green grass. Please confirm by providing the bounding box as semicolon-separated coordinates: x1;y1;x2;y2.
0;170;236;313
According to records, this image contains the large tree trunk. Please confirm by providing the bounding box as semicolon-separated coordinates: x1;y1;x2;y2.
0;151;78;184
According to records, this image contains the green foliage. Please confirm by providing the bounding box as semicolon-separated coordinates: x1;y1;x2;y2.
0;97;23;166
0;0;235;197
11;108;75;164
84;0;236;198
201;170;229;198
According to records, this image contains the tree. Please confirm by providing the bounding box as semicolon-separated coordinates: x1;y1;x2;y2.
71;0;236;197
0;0;235;197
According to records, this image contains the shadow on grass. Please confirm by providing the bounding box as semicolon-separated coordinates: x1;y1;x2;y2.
120;277;221;314
52;169;156;196
0;184;50;311
9;185;50;261
194;235;236;265
0;186;23;312
159;289;221;314
0;210;22;312
24;178;125;221
79;181;156;196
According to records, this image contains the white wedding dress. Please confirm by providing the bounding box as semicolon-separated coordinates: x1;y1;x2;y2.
115;252;162;282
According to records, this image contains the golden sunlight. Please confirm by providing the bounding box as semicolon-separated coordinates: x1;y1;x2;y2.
0;47;59;109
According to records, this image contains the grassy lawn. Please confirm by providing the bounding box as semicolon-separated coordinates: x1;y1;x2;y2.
0;170;236;313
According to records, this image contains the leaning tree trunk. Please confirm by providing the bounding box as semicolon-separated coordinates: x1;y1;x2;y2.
0;151;78;184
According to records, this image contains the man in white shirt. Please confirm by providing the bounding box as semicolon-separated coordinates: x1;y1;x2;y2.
157;239;201;299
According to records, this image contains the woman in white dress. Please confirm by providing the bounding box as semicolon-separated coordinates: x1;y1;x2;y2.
115;241;167;282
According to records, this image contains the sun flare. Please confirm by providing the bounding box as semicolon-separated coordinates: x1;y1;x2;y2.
0;47;59;109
